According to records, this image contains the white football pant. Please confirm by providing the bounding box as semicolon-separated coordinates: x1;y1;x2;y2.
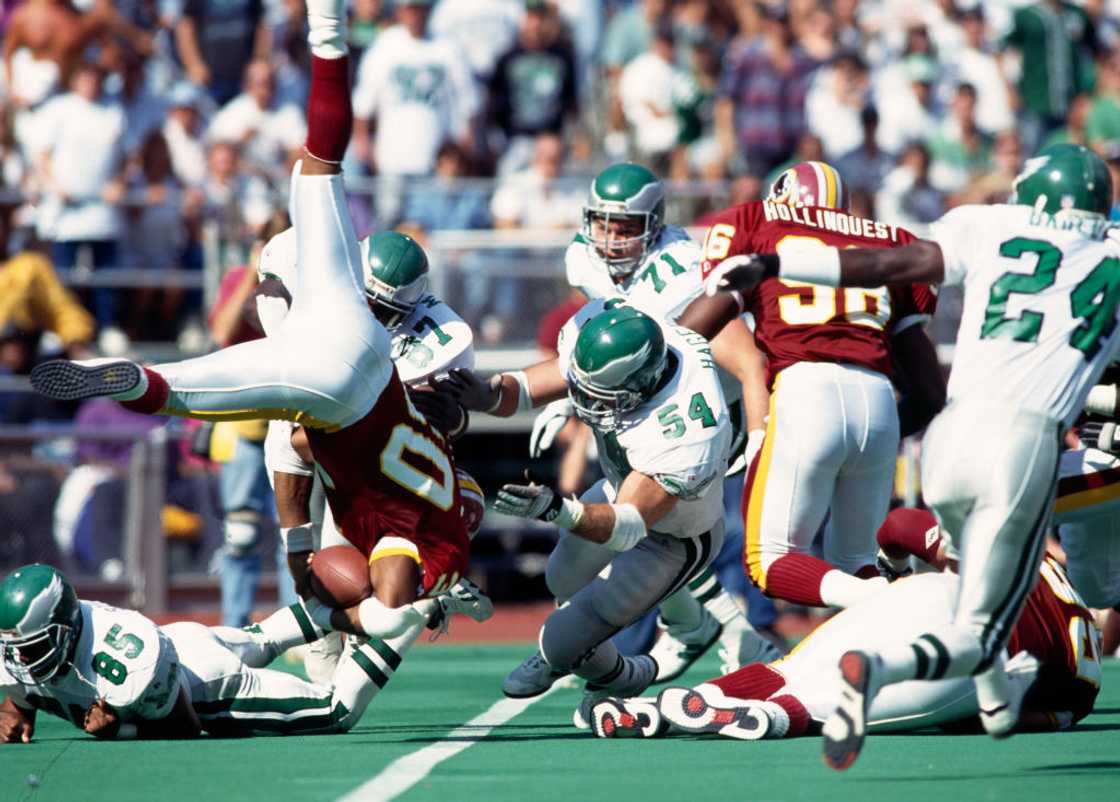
1054;448;1120;608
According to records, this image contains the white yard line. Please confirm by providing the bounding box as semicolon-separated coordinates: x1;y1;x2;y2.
335;686;560;802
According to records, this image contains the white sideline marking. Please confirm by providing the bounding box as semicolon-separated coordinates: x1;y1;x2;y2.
335;687;559;802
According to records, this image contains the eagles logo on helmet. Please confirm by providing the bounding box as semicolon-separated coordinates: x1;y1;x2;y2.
0;564;83;684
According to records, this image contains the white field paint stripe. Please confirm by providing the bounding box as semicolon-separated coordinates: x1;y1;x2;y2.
336;686;560;802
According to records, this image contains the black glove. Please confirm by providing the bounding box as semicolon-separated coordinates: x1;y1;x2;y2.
430;368;501;413
408;388;468;439
1080;420;1120;455
702;253;777;297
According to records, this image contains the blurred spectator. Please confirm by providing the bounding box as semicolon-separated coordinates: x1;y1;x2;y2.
806;51;871;162
208;59;306;181
163;81;210;189
832;0;865;53
117;55;168;157
715;4;818;175
671;29;724;181
489;132;581;229
619;23;684;172
601;0;665;75
836;106;894;196
794;1;837;63
955;130;1024;206
349;0;387;60
876;53;940;155
0;245;93;356
429;0;522;83
1003;0;1099;153
200;141;272;243
175;0;268;106
351;0;478;224
953;4;1014;137
928;83;992;194
1042;93;1093;150
1087;49;1120;150
488;0;578;175
876;142;945;230
33;60;127;329
262;0;311;109
400;142;491;232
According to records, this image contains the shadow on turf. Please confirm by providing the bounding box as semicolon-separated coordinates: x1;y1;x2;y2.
864;760;1120;783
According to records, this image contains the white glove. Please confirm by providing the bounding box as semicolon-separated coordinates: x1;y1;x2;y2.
727;428;765;476
529;399;573;458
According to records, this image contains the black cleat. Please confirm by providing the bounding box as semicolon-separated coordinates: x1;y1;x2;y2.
30;359;142;402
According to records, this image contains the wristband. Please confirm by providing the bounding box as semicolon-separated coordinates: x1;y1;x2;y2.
1085;384;1118;418
779;242;841;286
602;503;647;551
280;524;316;553
509;371;534;413
548;497;585;530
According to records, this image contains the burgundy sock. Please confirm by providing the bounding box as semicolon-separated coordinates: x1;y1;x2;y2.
305;55;352;163
768;693;811;738
119;368;169;415
707;662;785;700
876;507;941;564
763;554;834;607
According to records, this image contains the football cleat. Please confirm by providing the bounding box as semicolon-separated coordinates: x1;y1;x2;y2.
657;684;781;740
503;652;570;699
650;610;722;683
574;655;658;730
431;579;494;639
822;650;882;771
590;697;665;739
976;650;1039;739
31;358;144;402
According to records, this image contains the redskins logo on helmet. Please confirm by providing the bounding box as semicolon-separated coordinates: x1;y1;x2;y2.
767;161;850;211
456;469;485;540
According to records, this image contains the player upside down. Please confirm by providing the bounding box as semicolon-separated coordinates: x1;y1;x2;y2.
589;507;1102;741
28;0;491;684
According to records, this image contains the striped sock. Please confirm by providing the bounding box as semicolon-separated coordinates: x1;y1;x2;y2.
330;620;423;731
689;569;743;625
255;601;326;655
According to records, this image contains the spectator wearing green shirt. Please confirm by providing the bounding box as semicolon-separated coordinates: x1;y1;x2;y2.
928;83;992;194
1040;93;1092;151
1002;0;1098;152
1086;50;1120;151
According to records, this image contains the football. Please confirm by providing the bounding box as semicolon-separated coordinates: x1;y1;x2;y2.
309;546;372;609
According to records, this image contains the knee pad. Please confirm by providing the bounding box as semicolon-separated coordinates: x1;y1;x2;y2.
224;510;264;555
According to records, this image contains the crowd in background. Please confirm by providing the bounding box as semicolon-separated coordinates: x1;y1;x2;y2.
2;0;1120;604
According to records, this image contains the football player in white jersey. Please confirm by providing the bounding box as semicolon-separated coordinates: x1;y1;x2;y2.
257;228;476;682
0;565;482;741
550;161;776;681
708;143;1120;768
440;301;736;726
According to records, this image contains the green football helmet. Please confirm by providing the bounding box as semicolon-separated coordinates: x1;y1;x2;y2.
568;305;668;431
0;564;82;684
581;162;666;280
1010;144;1113;218
359;231;430;329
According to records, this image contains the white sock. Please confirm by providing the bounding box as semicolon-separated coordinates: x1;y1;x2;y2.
256;602;326;654
306;0;347;59
330;620;424;731
819;571;887;608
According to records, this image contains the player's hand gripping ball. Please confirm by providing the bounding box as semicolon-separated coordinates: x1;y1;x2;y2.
309;546;373;608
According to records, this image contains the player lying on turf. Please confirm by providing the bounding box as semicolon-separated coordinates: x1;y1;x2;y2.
675;160;944;612
0;564;483;742
27;0;491;680
255;228;477;682
589;507;1102;740
705;143;1120;769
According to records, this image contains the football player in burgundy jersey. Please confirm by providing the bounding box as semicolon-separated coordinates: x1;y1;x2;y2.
28;0;492;679
676;161;945;612
590;507;1101;741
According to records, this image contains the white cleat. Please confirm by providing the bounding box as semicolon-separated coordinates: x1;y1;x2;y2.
430;579;494;639
590;697;665;739
649;611;722;683
822;650;883;771
658;683;785;740
574;655;658;730
503;652;569;699
977;650;1039;739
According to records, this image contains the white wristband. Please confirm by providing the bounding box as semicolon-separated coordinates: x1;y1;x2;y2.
553;497;585;530
602;503;647;551
280;524;316;553
1085;384;1118;418
509;371;534;413
779;242;841;287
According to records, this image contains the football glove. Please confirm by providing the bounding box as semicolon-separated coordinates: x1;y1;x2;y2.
408;387;468;439
703;254;772;297
1080;420;1120;455
494;474;583;529
431;368;502;413
529;398;573;457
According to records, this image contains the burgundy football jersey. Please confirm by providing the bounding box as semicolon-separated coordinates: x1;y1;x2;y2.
700;200;936;385
306;370;469;596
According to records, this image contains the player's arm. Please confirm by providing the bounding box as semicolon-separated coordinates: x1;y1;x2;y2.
432;359;568;417
891;323;946;437
676;292;741;341
265;421;317;597
0;695;36;744
708;316;769;434
707;240;947;296
84;686;201;740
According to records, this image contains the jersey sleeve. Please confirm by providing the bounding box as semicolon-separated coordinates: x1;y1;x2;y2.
927;205;980;288
629;440;725;501
264;420;313;478
565;237;598;297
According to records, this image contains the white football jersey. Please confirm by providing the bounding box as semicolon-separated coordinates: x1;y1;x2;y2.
566;224;743;409
0;602;179;729
391;293;475;386
930;204;1120;427
557;299;732;537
